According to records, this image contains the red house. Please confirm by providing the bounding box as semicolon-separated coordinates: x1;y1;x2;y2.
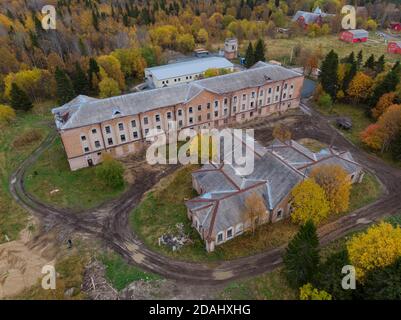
388;41;401;54
340;29;369;43
390;22;401;32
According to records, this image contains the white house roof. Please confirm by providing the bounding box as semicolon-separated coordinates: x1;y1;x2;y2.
347;29;369;38
145;57;234;81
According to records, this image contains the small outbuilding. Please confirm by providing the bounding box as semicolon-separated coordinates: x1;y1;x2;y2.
390;22;401;32
388;41;401;54
339;29;369;43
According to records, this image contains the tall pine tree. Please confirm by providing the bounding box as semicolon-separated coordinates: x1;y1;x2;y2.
245;42;255;68
364;54;375;69
343;60;357;92
375;55;385;74
357;50;363;69
10;83;33;111
88;58;100;94
319;50;339;100
72;62;90;95
369;69;399;108
55;67;75;105
254;39;266;62
283;220;319;288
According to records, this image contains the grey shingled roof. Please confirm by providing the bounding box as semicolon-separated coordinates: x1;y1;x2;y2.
52;63;301;130
186;139;362;240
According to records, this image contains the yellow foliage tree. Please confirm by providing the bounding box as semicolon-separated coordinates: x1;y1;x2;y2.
99;77;121;98
0;104;16;126
347;72;374;103
290;179;330;225
97;55;125;90
243;192;267;234
310;164;351;214
347;222;401;279
299;283;332;300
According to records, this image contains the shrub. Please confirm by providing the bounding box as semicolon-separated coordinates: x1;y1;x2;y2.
96;154;125;189
0;104;16;125
299;283;332;300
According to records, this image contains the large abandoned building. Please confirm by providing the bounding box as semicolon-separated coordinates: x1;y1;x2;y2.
52;62;304;171
185;138;364;252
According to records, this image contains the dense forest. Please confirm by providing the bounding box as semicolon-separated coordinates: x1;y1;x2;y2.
0;0;401;106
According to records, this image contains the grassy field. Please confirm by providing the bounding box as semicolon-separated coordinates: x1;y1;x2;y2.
101;253;161;291
240;33;400;65
0;101;54;243
131;163;381;262
24;137;126;211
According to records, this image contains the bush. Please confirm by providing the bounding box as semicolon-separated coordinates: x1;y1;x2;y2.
12;129;42;148
96;154;125;189
299;283;332;300
0;104;16;125
318;93;333;109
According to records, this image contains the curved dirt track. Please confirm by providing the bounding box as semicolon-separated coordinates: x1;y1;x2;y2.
9;104;401;285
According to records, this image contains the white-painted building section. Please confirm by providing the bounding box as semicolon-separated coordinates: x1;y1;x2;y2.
144;57;234;88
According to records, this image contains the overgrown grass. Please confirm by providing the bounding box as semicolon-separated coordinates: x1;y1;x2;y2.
348;173;381;212
314;103;373;146
0;101;54;243
101;253;161;291
24;137;126;211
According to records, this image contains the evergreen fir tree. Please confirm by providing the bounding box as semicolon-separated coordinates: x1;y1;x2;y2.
343;60;357;92
346;51;355;64
357;50;363;69
319;50;339;100
375;55;385;74
283;220;320;288
55;67;75;105
88;58;100;94
72;62;90;95
364;54;375;69
254;39;266;62
10;83;33;111
245;42;255;68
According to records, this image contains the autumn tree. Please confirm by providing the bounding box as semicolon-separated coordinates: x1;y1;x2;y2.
243;192;267;234
0;104;16;125
99;77;121;98
299;283;332;300
360;124;385;151
97;55;125;90
371;92;396;119
284;220;319;288
347;72;374;104
347;222;401;279
272;124;292;141
369;69;399;109
10;83;33;111
177;34;195;53
290;179;330;225
310;164;351;214
55;67;75;105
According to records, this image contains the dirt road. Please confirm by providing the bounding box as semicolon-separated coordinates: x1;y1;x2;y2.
9;103;401;285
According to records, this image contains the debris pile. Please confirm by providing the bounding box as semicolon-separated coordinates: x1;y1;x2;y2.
158;223;192;251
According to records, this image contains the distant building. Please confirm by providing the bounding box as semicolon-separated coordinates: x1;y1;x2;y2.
144;57;234;89
224;38;238;60
339;29;369;43
186;138;364;252
194;48;210;58
292;7;334;28
390;22;401;32
388;41;401;54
